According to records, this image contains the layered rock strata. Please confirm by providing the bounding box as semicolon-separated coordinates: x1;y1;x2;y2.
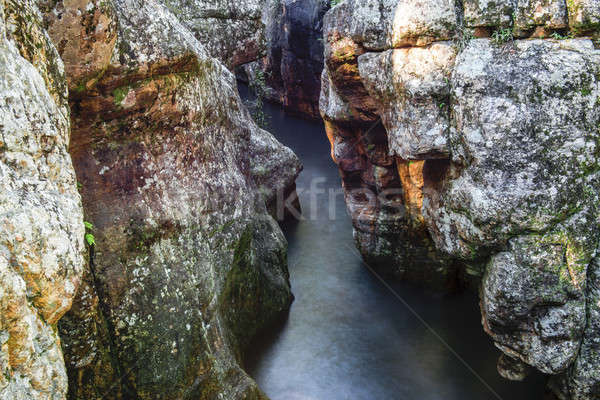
321;0;600;397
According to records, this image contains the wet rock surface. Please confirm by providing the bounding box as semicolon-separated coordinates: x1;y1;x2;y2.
321;0;600;397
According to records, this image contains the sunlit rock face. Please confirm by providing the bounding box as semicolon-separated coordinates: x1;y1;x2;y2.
241;0;330;119
157;0;267;69
0;0;85;398
40;0;301;398
321;0;600;397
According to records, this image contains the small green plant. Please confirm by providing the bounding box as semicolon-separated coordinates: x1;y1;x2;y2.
491;27;513;45
84;221;96;247
454;28;475;51
330;0;344;6
112;86;129;106
550;31;574;40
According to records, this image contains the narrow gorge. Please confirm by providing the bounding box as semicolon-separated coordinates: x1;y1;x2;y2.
0;0;599;400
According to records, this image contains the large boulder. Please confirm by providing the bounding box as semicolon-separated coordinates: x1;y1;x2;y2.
321;0;600;397
40;0;301;398
0;0;85;398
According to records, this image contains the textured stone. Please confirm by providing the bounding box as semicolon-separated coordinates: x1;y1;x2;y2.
497;354;532;381
463;0;515;28
565;253;600;399
250;122;303;214
514;0;568;35
425;39;600;260
324;0;395;51
321;0;600;396
158;0;267;68
0;0;85;398
39;0;118;90
388;0;456;47
465;0;578;34
481;212;595;374
321;0;455;287
358;43;457;160
243;0;330;119
568;0;600;33
39;0;300;398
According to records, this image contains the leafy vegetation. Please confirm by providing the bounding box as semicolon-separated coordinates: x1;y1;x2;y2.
454;27;474;51
84;221;96;247
491;27;513;45
550;31;574;40
330;0;344;6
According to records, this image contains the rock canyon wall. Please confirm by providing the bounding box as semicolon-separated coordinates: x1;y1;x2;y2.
2;0;301;398
0;0;85;398
320;0;600;398
242;0;330;119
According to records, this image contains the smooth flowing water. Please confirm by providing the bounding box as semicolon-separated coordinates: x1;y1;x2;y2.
240;86;546;400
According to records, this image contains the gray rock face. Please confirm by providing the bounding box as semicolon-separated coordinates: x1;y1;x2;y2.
0;0;85;398
158;0;267;68
566;253;600;399
35;0;301;398
358;43;457;160
567;0;600;33
321;0;600;397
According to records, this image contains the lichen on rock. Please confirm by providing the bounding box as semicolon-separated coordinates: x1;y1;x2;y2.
35;0;301;398
0;0;85;398
320;0;600;396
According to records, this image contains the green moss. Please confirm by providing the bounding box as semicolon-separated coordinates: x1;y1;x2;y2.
218;225;256;353
112;86;130;106
125;218;180;254
74;83;87;94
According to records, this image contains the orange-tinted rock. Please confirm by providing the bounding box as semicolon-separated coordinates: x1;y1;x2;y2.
41;0;117;90
0;1;85;398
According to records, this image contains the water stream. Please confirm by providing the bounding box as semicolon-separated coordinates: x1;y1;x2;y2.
240;86;547;400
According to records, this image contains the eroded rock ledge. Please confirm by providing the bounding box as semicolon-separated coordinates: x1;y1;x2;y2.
320;0;600;398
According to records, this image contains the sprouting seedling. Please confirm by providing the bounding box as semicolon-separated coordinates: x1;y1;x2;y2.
84;221;96;247
550;31;573;40
491;27;513;45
